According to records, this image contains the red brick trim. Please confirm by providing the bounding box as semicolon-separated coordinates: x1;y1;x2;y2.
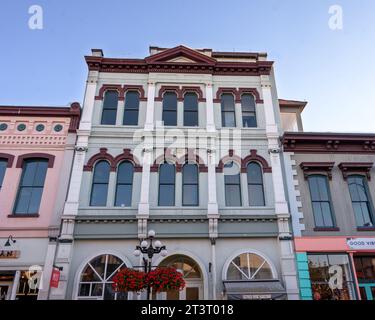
83;148;116;172
151;149;180;172
300;162;335;180
237;88;263;103
177;149;208;172
213;88;237;103
338;162;373;180
16;153;55;168
313;227;340;232
155;86;182;102
114;149;142;172
242;150;272;173
181;86;206;102
95;85;124;101
0;153;15;168
123;85;147;101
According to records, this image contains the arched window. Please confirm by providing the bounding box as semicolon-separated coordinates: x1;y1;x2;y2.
307;175;335;228
226;252;274;281
115;161;134;207
90;161;110;206
159;255;203;300
0;159;7;189
241;94;257;127
123;91;139;125
101;90;119;125
162;92;177;126
183;93;198;126
158;162;175;206
77;254;128;300
247;162;265;206
221;94;236;127
182;163;199;206
224;161;241;206
14;159;48;215
347;175;374;227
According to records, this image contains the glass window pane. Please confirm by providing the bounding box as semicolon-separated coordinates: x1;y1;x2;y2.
90;184;108;206
183;164;198;184
243;114;257;127
247;163;262;184
317;177;329;201
360;202;372;226
93;161;110;183
159;163;175;184
248;185;265;206
22;161;38;186
225;185;242;206
309;177;320;201
312;202;324;227
162;110;177;126
321;202;334;227
115;185;132;207
125;91;139;110
79;283;91;296
184;93;198;111
353;203;365;227
163;92;177;111
101;109;117;125
33;161;48;187
123;110;139;125
184;111;198;126
90;255;106;279
103;91;119;109
117;162;133;184
241;94;255;111
159;185;175;206
91;283;103;297
14;187;32;214
106;255;123;279
221;94;235;111
0;160;7;188
224;162;241;184
28;187;43;213
222;112;236;127
183;185;198;206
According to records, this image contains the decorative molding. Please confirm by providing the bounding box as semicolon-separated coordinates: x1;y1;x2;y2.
299;162;335;180
216;149;272;173
16;153;55;168
213;87;263;103
123;85;147;101
282;132;375;154
85;45;274;76
95;84;123;101
181;86;206;102
151;149;180;172
338;162;373;180
155;86;181;102
0;153;15;168
113;149;142;172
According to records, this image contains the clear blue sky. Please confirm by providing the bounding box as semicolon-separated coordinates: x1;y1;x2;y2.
1;0;374;132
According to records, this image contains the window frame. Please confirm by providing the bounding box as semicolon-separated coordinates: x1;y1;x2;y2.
90;160;111;207
224;161;242;207
123;91;140;126
101;90;119;125
0;159;7;190
241;93;257;128
13;158;49;215
183;92;199;127
182;163;199;207
221;93;236;128
307;174;336;228
158;162;176;206
247;162;265;206
114;161;134;207
162;92;178;126
347;174;375;228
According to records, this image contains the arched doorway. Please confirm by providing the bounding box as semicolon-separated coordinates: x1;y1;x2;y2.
76;254;129;300
155;255;203;300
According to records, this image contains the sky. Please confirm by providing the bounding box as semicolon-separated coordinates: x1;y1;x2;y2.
0;0;374;133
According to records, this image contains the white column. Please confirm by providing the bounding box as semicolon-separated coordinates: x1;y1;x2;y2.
207;149;218;215
10;271;21;300
138;147;152;216
79;71;98;131
144;81;156;131
211;240;217;300
205;83;216;132
38;240;57;300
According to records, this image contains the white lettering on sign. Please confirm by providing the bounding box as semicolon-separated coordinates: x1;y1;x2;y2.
347;238;375;250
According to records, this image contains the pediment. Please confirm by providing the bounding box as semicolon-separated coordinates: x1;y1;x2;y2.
145;45;216;65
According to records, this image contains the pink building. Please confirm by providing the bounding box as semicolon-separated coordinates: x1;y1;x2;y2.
0;103;80;300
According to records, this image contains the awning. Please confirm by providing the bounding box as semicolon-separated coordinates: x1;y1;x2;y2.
223;280;287;300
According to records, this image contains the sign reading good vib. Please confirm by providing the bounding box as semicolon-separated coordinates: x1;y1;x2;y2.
347;238;375;250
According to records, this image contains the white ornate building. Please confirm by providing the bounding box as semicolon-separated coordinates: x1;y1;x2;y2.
50;45;300;300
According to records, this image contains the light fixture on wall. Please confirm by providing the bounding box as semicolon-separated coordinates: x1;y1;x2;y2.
4;235;16;247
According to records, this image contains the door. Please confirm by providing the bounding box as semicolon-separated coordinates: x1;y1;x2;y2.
0;282;12;300
359;284;375;300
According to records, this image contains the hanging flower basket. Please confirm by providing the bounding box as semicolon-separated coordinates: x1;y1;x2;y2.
112;268;147;292
145;267;185;293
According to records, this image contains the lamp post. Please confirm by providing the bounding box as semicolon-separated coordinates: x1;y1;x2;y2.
133;230;167;300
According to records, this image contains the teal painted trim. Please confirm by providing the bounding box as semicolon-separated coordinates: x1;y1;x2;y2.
301;296;313;300
300;288;313;298
297;261;309;271
298;270;310;279
296;253;308;263
299;279;312;289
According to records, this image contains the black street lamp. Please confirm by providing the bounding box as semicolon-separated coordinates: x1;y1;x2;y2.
133;230;167;300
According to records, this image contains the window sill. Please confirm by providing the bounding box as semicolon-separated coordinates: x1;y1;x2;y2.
8;214;40;218
357;227;375;231
313;227;340;232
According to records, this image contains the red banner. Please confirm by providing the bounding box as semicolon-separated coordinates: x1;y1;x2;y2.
50;268;60;288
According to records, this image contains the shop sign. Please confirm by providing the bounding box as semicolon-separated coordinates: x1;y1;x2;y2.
347;238;375;250
0;250;20;259
50;268;60;288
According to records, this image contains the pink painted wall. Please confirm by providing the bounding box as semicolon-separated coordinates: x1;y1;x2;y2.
0;115;75;238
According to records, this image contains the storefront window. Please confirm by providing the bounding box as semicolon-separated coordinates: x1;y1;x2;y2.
354;256;375;282
308;254;356;300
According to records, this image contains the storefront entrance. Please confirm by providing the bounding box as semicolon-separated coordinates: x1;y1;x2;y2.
0;282;12;300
